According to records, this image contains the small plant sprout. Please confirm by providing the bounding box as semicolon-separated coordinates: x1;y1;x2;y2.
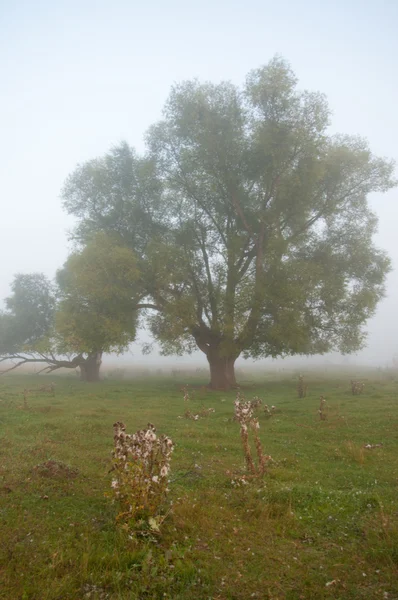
319;396;327;421
250;396;262;409
297;375;307;398
351;380;365;395
234;395;271;477
110;422;174;534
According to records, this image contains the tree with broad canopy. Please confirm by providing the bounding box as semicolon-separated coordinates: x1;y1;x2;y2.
62;57;396;389
0;234;143;381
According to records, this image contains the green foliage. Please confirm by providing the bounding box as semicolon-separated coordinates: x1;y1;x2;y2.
62;142;163;251
0;273;56;354
62;57;396;385
0;236;142;377
56;233;141;354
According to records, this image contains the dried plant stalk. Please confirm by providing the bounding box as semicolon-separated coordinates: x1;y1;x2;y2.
351;380;365;395
297;375;307;398
234;396;271;477
251;421;267;475
241;422;256;474
263;404;277;417
250;396;262;409
182;385;190;402
111;422;174;532
182;407;215;420
319;396;327;420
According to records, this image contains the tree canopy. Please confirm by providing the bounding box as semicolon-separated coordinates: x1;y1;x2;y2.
60;57;396;388
0;273;56;358
0;235;142;380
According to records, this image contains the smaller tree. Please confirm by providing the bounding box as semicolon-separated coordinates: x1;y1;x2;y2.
0;273;64;373
0;234;143;381
56;233;142;381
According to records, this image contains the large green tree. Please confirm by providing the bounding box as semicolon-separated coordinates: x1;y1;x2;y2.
0;235;143;381
62;57;396;389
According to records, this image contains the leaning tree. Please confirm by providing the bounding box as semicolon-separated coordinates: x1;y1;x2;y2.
0;234;143;381
62;57;396;389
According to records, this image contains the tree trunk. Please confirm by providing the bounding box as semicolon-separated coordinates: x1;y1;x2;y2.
79;352;102;382
207;352;237;390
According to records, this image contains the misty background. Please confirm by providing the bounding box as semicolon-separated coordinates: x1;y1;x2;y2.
1;0;397;369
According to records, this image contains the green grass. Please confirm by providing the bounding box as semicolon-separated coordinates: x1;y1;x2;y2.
0;370;398;599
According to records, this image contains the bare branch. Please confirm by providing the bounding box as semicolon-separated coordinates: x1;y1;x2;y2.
0;353;84;376
36;364;65;375
0;360;32;374
135;303;161;311
197;233;218;326
230;192;253;236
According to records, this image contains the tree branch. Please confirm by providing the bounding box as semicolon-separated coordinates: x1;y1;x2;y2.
135;303;161;311
237;245;257;279
197;232;218;326
236;223;267;350
230;191;253;236
169;145;229;247
0;353;85;376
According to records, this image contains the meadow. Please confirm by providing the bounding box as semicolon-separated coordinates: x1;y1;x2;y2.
0;369;397;599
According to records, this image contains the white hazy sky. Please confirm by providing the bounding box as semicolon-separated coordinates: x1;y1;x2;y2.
1;0;397;366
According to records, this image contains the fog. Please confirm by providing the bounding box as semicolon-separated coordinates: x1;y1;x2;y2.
1;0;397;369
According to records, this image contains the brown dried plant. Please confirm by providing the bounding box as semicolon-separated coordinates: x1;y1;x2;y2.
182;407;215;420
351;380;365;395
250;396;262;409
263;404;277;418
234;396;271;477
198;407;215;417
183;409;200;421
297;375;307;398
110;422;174;534
319;396;327;421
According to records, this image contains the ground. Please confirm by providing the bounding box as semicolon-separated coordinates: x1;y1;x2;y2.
0;369;397;599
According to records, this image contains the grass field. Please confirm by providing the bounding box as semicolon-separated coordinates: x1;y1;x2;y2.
0;370;397;599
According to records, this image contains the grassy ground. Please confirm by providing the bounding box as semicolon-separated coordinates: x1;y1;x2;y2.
0;369;397;599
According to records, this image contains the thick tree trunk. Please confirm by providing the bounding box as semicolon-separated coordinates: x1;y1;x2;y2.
207;352;237;390
79;352;102;382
